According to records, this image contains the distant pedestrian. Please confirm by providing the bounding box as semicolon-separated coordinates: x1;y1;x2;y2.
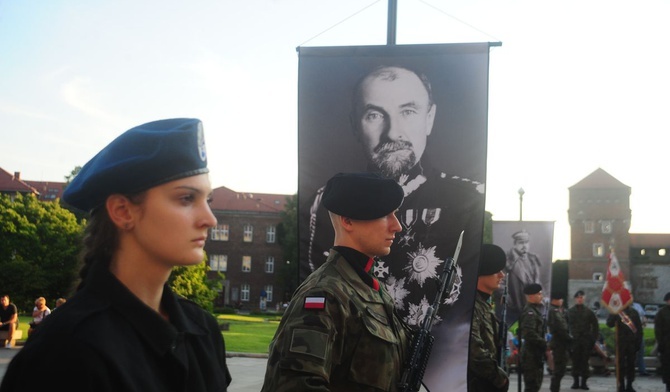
655;292;670;392
567;290;599;390
631;301;649;376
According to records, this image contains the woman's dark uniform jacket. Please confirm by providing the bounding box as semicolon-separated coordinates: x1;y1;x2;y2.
0;263;231;392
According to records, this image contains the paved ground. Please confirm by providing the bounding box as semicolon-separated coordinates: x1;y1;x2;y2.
1;348;667;391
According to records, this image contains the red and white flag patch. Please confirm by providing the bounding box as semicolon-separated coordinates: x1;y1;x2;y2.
304;296;326;310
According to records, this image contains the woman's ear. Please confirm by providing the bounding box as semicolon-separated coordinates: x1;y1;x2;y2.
106;194;135;231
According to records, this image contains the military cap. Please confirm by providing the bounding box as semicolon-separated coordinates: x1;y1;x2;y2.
478;244;506;276
550;292;564;300
512;230;530;241
523;283;542;295
63;118;208;212
664;292;670;302
321;172;403;220
574;290;585;298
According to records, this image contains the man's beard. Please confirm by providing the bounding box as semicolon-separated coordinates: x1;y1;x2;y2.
370;140;417;179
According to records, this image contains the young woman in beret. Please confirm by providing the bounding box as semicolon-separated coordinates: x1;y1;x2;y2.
0;118;231;392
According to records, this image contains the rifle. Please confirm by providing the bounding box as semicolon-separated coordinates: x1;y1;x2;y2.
398;230;463;392
497;279;509;371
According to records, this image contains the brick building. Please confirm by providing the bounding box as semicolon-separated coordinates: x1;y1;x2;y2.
567;168;670;307
205;186;290;311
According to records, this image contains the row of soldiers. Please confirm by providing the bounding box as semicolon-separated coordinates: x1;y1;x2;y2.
468;245;670;392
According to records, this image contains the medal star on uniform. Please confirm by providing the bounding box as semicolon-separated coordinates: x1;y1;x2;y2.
403;244;442;286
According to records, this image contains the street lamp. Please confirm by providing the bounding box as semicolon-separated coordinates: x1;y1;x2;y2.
518;187;525;221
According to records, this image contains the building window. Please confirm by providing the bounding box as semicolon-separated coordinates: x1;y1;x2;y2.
265;256;275;273
243;224;253;242
593;272;604;282
659;249;667;257
266;226;276;243
211;224;229;241
593;243;605;257
241;284;250;302
601;220;612;234
584;220;595;234
210;254;227;272
242;256;251;272
264;285;273;302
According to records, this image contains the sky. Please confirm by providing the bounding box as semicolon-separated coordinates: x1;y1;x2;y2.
1;0;669;261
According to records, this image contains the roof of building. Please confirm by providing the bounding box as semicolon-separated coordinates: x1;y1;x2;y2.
0;168;38;195
24;180;67;201
210;186;289;213
569;167;630;190
629;233;670;248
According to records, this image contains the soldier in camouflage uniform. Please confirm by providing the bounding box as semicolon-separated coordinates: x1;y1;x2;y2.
607;303;642;392
567;290;599;390
468;244;509;392
655;292;670;392
547;292;571;392
261;172;412;392
519;283;546;392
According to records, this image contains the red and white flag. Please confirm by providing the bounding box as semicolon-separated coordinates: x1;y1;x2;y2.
601;251;632;314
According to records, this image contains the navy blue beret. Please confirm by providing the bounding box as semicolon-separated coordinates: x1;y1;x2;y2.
322;172;403;220
478;244;506;276
523;283;543;295
63;118;208;211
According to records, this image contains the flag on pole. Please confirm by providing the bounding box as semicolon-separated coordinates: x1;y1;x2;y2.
601;251;633;314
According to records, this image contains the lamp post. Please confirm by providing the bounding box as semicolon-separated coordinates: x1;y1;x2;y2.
518;187;525;221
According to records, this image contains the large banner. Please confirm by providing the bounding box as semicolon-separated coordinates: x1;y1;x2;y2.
298;43;492;390
492;220;555;325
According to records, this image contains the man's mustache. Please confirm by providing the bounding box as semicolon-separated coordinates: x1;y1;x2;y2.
374;140;413;154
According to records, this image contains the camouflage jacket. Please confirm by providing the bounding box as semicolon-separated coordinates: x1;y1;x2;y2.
566;305;599;345
468;291;508;391
261;249;411;392
519;303;545;354
547;304;570;349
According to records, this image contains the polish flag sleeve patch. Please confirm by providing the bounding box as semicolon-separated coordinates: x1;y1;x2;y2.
304;296;326;310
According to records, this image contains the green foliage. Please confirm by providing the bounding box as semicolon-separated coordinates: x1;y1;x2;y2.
276;193;298;302
169;256;221;312
219;315;279;353
0;193;83;310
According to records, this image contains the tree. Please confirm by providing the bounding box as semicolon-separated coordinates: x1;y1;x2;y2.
277;193;299;302
169;254;221;312
0;193;83;311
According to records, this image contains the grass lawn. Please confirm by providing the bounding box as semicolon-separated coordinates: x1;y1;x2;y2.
218;314;280;354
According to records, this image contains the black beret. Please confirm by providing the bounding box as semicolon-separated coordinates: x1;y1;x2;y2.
574;290;585;298
550;292;564;300
322;172;403;220
523;283;542;295
478;244;506;276
664;292;670;302
63;118;208;212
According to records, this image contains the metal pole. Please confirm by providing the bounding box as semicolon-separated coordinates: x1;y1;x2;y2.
387;0;397;45
518;188;525;221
